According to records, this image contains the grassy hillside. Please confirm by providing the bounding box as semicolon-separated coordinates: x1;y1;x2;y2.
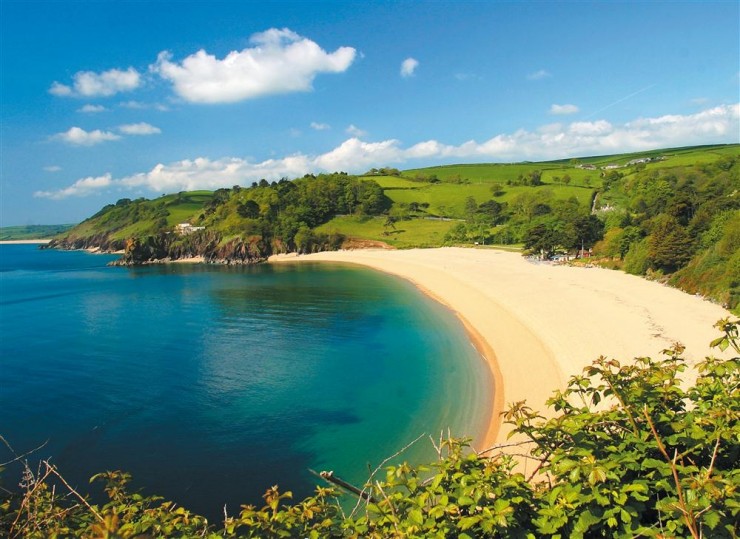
58;191;213;244
50;144;739;308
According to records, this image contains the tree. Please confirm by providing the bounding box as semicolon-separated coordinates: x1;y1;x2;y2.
571;214;604;250
602;170;622;191
648;214;695;272
237;200;260;219
477;199;505;225
490;183;505;197
383;215;397;233
523;220;560;259
464;196;478;223
527;170;543;186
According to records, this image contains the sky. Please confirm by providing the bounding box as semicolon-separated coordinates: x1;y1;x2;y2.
1;1;738;225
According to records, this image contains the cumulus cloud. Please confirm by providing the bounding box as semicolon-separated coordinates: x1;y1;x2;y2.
39;104;739;199
118;122;161;135
315;138;402;171
78;104;107;113
310;121;330;130
35;174;113;199
52;126;121;146
152;28;356;104
400;57;419;78
49;68;141;98
550;103;580;115
569;120;612;136
345;124;367;137
117;156;313;193
527;69;551;80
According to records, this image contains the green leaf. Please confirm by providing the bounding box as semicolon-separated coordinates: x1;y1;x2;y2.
459;515;481;530
458;495;475;506
703;510;720;529
408;508;423;525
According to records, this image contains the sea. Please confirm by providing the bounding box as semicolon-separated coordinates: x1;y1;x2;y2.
0;244;492;522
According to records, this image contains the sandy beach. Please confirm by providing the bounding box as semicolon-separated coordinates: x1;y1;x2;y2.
0;239;52;244
270;247;733;452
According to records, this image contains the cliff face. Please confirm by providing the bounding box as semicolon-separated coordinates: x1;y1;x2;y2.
45;233;126;253
47;230;270;266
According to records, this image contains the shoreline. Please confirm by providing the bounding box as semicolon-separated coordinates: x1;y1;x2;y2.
0;239;52;244
270;248;733;453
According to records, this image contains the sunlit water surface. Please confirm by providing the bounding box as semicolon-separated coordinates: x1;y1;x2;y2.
0;245;491;521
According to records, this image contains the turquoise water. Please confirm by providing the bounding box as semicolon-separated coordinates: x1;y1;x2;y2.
0;244;491;521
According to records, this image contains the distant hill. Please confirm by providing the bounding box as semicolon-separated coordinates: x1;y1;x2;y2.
0;224;75;241
47;144;739;310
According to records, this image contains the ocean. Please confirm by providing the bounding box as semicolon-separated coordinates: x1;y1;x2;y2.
0;244;491;522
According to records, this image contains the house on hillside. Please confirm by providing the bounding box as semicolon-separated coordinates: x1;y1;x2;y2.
176;223;205;235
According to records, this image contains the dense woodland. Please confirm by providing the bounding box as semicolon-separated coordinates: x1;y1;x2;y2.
2;320;738;537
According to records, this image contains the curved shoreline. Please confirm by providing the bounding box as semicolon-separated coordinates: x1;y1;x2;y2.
0;239;52;244
270;247;733;451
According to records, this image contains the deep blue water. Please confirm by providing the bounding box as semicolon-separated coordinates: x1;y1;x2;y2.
0;244;491;522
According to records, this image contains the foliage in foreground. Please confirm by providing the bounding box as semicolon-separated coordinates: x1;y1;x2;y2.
2;320;738;538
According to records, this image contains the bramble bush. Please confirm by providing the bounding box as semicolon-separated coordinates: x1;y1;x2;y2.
2;320;738;538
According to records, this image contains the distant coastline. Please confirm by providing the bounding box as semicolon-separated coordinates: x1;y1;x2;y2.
270;247;733;451
0;239;52;244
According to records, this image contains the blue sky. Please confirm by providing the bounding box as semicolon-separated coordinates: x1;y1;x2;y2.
2;1;738;225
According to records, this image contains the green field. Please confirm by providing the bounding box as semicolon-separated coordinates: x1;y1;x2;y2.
316;215;458;248
50;143;738;252
164;191;213;225
0;224;75;240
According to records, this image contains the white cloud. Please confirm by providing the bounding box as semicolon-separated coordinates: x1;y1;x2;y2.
527;69;551;80
39;104;739;199
43;165;62;172
569;120;612;136
119;100;169;111
120;100;147;109
78;104;107;113
310;121;331;130
315;138;402;171
345;124;367;137
118;156;313;193
550;103;580;115
52;126;121;146
400;57;419;78
118;122;162;135
152;28;356;104
49;68;141;98
35;174;113;199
